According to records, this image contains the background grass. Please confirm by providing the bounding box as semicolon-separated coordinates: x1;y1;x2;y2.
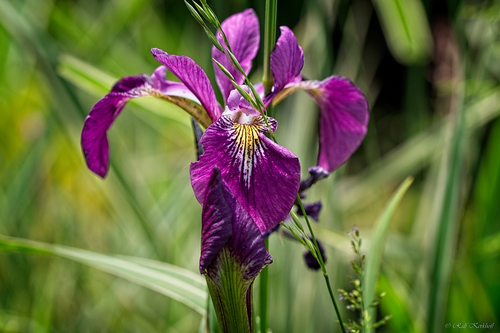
0;0;499;332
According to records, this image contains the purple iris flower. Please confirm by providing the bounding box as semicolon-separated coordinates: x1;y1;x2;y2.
81;9;368;233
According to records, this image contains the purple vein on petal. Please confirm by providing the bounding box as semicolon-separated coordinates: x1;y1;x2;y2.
190;115;300;232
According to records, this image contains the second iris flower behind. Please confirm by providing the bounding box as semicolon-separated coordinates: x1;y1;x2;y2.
81;9;369;236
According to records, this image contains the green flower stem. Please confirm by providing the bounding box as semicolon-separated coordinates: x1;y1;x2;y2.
259;238;269;333
259;3;277;331
296;194;347;333
262;0;277;94
206;248;255;333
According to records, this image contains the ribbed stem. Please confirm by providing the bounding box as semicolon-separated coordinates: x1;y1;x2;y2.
262;0;277;94
259;2;278;331
259;238;269;333
206;248;254;333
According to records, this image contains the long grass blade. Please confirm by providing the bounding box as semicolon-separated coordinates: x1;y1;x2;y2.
371;0;432;64
427;80;466;333
0;235;207;316
363;176;413;333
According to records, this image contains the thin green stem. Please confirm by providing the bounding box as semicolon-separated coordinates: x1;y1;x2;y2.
262;0;277;94
296;194;347;333
259;4;277;329
259;238;269;333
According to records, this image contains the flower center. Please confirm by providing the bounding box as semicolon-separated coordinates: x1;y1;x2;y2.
230;116;268;187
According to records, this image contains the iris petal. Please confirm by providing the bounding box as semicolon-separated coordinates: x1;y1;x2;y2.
270;26;304;93
300;77;369;171
151;66;199;101
81;75;153;178
267;27;369;172
212;9;260;102
191;115;301;232
81;66;213;178
152;48;223;121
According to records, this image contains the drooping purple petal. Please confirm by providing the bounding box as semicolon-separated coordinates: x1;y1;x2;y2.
111;74;150;93
271;77;368;172
191;115;301;232
81;75;153;178
82;65;214;178
200;167;272;280
265;26;368;171
151;48;223;121
304;77;369;171
270;26;304;93
212;9;260;102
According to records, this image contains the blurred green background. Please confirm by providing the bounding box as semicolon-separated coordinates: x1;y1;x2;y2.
0;0;499;332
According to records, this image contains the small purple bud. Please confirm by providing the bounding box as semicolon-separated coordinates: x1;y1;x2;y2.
299;166;330;192
352;224;359;236
309;166;329;180
191;118;204;160
303;238;327;270
296;201;322;221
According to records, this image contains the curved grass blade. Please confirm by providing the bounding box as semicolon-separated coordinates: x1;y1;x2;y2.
0;235;207;316
363;176;413;333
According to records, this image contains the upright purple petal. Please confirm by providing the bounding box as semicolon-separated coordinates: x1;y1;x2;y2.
191;115;301;232
226;86;260;116
151;48;223;121
200;167;272;280
270;26;304;92
212;9;260;102
81;75;153;178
